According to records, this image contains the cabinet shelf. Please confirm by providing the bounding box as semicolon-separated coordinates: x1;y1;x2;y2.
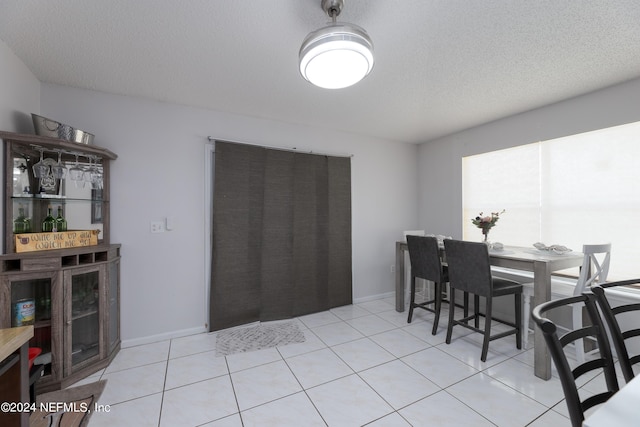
72;345;99;365
34;320;52;329
0;244;119;273
12;196;107;203
0;131;117;160
72;308;98;321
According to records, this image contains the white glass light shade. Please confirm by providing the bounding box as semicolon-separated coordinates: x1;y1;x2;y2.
299;23;374;89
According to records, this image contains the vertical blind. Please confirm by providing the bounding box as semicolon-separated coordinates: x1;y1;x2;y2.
210;141;352;331
463;120;640;280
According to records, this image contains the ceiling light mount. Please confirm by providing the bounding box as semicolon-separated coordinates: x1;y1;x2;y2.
299;0;374;89
322;0;343;20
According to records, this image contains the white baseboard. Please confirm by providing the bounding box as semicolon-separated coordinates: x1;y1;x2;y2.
121;325;208;349
353;291;395;304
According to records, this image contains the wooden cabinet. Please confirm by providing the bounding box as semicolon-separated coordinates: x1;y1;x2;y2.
0;131;120;392
0;248;120;391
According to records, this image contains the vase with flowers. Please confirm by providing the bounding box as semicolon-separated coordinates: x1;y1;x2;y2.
471;210;505;243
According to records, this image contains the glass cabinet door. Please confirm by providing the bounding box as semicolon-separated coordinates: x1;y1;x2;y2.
64;265;104;374
107;258;120;354
1;271;61;381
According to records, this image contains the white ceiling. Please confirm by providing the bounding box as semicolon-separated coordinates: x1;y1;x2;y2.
1;0;640;144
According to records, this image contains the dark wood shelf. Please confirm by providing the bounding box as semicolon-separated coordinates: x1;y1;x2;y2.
0;131;117;160
0;244;120;273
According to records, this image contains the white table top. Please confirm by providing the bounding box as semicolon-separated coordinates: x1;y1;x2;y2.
583;375;640;427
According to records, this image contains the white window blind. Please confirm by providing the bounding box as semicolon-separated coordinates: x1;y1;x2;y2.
463;121;640;280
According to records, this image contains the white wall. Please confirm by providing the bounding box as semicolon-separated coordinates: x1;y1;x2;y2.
39;84;419;345
0;39;40;252
0;38;40;133
417;77;640;239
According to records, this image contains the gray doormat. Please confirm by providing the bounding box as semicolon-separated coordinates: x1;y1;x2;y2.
216;321;306;356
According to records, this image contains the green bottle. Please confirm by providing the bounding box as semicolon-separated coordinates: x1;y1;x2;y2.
42;206;55;232
13;206;30;233
55;206;67;232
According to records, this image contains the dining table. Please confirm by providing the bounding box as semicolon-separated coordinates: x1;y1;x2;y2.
583;374;640;426
395;241;584;380
0;326;33;427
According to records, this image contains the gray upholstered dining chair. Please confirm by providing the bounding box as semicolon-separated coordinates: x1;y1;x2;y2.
406;235;448;335
443;239;522;361
403;230;426;304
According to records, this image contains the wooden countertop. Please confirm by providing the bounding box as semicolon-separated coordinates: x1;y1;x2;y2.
0;326;34;361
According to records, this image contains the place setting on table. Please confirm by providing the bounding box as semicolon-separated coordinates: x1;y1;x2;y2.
471;209;579;259
473;209;554;247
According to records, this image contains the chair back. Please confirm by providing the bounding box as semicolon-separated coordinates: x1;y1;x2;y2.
403;230;425;240
532;294;619;427
574;243;611;296
592;279;640;383
406;235;444;283
443;239;492;297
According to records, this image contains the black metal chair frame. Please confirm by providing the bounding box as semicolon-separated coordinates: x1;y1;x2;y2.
592;278;640;383
532;293;619;427
29;363;45;406
406;235;448;335
443;239;522;362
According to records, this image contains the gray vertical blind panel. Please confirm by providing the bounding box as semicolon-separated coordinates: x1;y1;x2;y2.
327;156;353;308
292;153;330;316
211;143;263;330
210;141;352;331
260;149;295;321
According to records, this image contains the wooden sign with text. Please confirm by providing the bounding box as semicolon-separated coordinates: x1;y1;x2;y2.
15;230;99;253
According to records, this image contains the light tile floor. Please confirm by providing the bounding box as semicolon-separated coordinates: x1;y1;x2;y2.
78;296;618;426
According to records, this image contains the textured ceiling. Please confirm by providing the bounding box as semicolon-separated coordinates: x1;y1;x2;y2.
1;0;640;144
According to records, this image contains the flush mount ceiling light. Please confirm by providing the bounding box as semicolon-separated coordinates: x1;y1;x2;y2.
299;0;374;89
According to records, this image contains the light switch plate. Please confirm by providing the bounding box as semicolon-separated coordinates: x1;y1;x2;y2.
150;221;165;233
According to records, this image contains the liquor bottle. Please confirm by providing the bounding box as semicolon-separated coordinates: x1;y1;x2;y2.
55;206;67;232
42;206;55;232
13;205;30;233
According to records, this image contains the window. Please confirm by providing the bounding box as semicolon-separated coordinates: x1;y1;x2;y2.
463;121;640;280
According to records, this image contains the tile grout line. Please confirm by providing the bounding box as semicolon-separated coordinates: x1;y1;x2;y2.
155;340;172;427
277;346;330;426
225;350;246;426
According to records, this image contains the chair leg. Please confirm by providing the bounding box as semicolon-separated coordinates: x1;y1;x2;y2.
446;288;455;344
522;291;531;349
463;292;469;324
431;281;442;335
474;294;480;329
481;296;492;362
515;292;522;350
407;276;416;323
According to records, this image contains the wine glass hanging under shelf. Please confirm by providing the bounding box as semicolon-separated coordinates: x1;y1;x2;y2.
26;144;103;190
